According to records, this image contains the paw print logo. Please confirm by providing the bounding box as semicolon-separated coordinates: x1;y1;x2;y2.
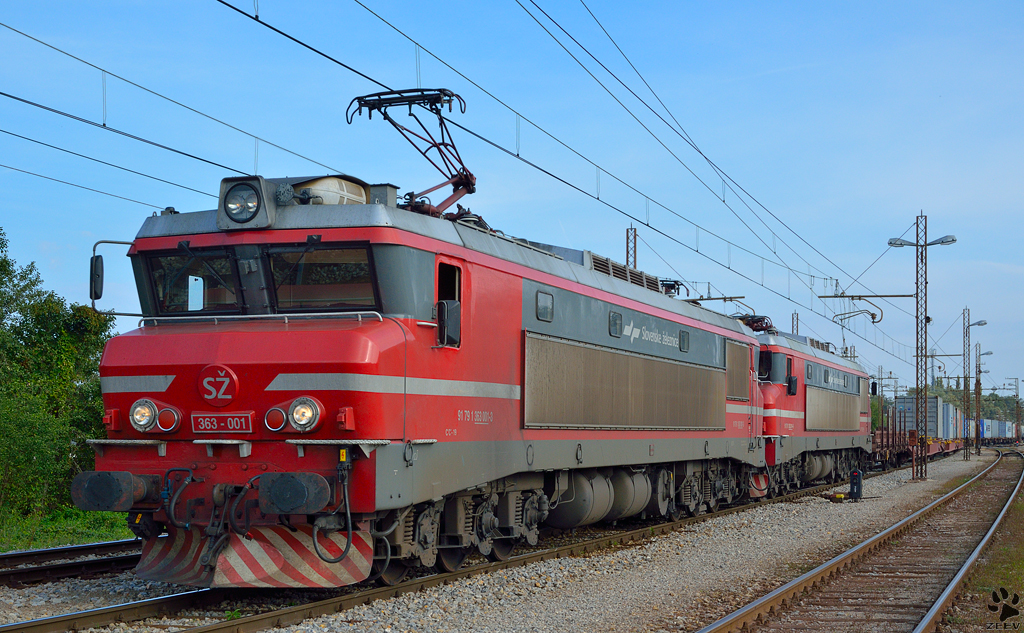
989;587;1020;622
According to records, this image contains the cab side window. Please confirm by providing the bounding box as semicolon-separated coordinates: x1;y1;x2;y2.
435;262;462;348
438;263;460;301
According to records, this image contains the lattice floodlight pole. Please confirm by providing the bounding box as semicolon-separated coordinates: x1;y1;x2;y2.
963;308;971;460
915;214;928;480
626;227;637;269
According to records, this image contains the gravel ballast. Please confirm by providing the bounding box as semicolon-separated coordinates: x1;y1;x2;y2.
0;454;993;632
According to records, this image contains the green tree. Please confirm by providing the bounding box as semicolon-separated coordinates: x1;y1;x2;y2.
0;228;113;514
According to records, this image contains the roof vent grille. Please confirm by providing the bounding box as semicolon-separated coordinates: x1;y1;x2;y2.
590;253;665;294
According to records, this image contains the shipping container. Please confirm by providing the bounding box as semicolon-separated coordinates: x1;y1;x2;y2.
895;395;943;437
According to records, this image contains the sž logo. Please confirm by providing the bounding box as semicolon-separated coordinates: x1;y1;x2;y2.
197;364;239;408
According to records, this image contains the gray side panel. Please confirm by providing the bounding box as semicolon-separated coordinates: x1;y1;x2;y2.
524;333;726;430
806;387;860;431
771;434;871;465
522;279;726;369
375;436;767;510
373;244;435;320
804;360;862;396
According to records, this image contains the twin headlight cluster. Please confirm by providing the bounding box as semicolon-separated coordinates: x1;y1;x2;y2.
264;397;322;433
128;399;180;433
127;397;322;433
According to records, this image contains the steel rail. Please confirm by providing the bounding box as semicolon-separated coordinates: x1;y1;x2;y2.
0;590;229;633
0;538;140;569
0;459;931;633
0;554;141;587
913;450;1024;633
694;450;1018;633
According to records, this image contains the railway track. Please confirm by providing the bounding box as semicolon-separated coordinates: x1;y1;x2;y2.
0;462;930;633
696;449;1024;633
0;539;141;587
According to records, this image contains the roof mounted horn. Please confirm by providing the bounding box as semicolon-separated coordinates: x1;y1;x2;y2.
346;89;475;218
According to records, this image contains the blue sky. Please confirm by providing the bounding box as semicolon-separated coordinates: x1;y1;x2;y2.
1;1;1021;399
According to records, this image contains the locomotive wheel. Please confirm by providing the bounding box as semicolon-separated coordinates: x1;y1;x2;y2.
435;546;472;573
486;539;515;562
374;560;410;586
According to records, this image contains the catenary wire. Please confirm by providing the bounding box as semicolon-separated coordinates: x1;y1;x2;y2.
529;0;953;383
0;20;341;175
561;3;956;369
214;0;916;367
516;0;806;279
0;164;162;209
549;1;923;325
0;128;217;198
0;91;248;176
524;0;834;284
348;0;831;289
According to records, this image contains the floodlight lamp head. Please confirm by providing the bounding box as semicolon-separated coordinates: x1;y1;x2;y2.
980;351;994;357
888;238;915;247
927;234;957;246
969;320;987;328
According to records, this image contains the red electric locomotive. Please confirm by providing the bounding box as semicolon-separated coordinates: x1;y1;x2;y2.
72;90;872;588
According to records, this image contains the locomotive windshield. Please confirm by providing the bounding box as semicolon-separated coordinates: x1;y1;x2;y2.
267;246;377;311
149;250;240;314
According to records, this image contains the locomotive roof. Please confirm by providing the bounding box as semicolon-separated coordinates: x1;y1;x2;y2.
137;202;753;339
756;331;867;374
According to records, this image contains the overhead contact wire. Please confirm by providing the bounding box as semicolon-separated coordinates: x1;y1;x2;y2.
0;128;217;198
528;0;831;283
559;1;924;335
0;20;342;175
0;163;162;209
0;91;248;175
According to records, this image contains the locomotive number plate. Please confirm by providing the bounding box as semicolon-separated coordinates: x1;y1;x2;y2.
191;412;253;433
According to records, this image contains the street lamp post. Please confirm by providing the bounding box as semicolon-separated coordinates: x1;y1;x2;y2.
1008;378;1022;442
888;214;956;479
963;311;986;460
976;346;993;455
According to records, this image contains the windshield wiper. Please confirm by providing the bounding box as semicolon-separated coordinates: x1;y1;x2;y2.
274;234;322;293
177;240;232;291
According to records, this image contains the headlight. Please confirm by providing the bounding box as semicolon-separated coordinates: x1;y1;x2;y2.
129;399;157;432
224;183;260;223
289;397;320;432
